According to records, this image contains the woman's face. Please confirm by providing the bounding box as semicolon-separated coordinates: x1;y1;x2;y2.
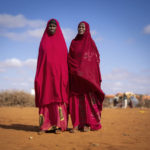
78;23;86;35
48;23;57;35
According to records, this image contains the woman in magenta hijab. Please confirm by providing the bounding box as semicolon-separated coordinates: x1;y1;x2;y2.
34;19;69;134
68;21;105;132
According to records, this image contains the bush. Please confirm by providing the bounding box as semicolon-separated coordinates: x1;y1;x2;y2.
0;90;150;108
0;90;35;107
103;97;114;108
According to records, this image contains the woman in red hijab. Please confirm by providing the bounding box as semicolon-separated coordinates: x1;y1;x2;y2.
34;19;69;134
68;21;105;132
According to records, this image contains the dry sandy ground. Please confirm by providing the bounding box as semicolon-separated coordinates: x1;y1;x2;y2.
0;107;150;150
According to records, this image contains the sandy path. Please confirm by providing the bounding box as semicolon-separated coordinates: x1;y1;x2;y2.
0;107;150;150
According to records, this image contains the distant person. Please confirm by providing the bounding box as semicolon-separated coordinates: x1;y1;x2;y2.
129;96;139;108
123;94;128;108
113;96;119;107
34;19;69;134
68;21;105;132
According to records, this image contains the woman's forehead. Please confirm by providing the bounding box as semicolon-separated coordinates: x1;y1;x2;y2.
49;23;57;26
79;22;85;26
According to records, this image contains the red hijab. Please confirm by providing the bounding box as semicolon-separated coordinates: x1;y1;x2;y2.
68;21;105;101
35;19;68;107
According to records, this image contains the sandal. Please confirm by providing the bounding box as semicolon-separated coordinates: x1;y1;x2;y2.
69;126;79;133
38;130;46;135
55;128;62;134
83;126;90;132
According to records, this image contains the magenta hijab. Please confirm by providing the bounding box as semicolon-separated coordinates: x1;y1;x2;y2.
68;21;105;103
35;19;69;107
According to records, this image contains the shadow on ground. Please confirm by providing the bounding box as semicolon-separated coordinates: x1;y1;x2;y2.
0;124;39;132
